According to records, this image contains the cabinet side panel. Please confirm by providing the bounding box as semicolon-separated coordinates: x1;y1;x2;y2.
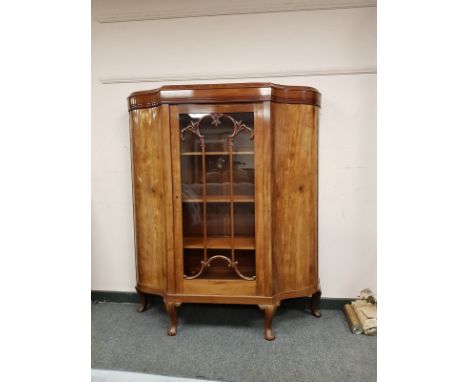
130;107;167;292
254;103;273;296
272;104;318;294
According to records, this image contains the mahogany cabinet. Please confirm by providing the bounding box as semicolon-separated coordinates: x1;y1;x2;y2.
127;83;322;340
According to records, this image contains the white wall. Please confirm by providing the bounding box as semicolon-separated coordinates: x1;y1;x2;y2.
91;0;376;298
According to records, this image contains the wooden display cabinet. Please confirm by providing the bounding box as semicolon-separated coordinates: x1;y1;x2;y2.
128;83;321;340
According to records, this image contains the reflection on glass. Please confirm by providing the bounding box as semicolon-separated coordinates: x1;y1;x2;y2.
182;202;203;238
181;156;202;200
205;155;230;196
233;154;254;197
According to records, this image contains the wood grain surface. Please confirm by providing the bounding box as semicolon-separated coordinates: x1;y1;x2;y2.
130;107;170;292
271;103;319;294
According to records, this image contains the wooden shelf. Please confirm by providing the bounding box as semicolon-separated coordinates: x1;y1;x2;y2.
181;151;254;156
183;236;255;250
183;195;254;203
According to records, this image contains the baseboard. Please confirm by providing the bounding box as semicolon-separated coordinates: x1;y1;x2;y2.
92;290;141;303
91;290;352;310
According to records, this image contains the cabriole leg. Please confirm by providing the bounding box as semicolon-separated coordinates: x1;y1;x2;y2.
263;304;277;341
164;300;178;336
136;288;149;313
310;289;322;318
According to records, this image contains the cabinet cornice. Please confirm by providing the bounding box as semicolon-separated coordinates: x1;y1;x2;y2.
128;82;321;111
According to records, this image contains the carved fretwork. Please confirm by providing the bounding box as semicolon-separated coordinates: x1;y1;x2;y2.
229;118;254;141
180;113;254;143
180;120;205;147
184;255;256;281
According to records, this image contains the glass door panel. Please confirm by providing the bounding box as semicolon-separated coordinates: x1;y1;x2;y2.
178;111;255;281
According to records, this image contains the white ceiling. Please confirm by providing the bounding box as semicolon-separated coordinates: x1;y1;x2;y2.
93;0;377;23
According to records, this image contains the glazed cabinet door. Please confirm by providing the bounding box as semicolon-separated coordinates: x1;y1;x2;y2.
169;103;271;297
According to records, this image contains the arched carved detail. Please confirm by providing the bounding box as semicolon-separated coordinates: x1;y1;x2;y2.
184;255;256;281
180;113;254;144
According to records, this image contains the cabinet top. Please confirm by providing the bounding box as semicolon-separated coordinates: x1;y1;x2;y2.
127;82;321;111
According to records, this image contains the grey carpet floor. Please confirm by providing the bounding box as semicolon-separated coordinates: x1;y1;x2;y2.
92;299;376;382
